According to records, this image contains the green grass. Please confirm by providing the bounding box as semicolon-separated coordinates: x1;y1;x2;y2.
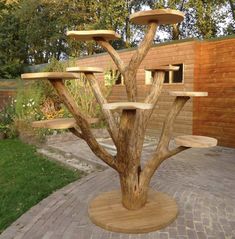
0;139;81;233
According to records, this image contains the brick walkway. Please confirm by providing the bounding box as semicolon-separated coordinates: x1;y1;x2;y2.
1;142;235;238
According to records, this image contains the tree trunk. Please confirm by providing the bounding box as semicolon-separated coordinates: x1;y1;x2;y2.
119;167;148;210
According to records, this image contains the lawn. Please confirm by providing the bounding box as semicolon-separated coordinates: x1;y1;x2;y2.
0;139;82;233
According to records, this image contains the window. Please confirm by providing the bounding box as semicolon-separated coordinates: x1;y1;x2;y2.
104;69;124;86
164;64;184;84
145;64;184;85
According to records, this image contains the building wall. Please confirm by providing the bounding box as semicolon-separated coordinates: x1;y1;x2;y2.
77;40;196;137
194;37;235;147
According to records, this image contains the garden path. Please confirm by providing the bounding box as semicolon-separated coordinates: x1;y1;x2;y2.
0;136;235;239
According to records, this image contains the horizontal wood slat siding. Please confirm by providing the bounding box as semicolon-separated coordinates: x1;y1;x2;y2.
77;41;195;138
193;38;235;148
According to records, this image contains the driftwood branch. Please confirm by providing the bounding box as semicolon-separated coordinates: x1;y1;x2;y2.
124;22;158;101
84;73;119;146
69;127;84;139
128;23;158;71
49;79;121;172
140;96;190;185
95;38;126;75
127;71;165;162
143;71;165;124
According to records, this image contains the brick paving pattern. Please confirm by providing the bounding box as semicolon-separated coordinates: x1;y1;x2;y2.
0;140;235;239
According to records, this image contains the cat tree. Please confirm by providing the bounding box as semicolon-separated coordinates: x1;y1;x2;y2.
21;9;217;233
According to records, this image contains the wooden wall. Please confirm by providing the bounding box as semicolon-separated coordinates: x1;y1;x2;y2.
77;40;196;137
193;37;235;148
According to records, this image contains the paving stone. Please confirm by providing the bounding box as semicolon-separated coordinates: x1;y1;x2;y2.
0;141;235;239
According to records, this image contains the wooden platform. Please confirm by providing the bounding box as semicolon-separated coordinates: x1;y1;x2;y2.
169;91;208;97
174;135;218;148
66;67;103;73
145;65;179;72
130;9;184;25
67;30;120;41
32;118;98;129
103;102;153;110
21;72;80;80
88;190;178;233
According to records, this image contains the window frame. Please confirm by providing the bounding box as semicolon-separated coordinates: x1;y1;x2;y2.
145;63;184;85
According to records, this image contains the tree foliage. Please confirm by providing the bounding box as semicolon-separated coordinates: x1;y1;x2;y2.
0;0;234;78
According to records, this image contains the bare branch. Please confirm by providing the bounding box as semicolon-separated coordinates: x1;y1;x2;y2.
85;73;119;145
124;22;158;101
128;23;158;72
157;96;190;151
139;145;188;188
95;38;125;74
69;127;84;139
126;71;165;161
140;96;190;184
49;79;121;172
145;71;165;105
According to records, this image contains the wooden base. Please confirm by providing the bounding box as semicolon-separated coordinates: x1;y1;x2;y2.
88;190;178;234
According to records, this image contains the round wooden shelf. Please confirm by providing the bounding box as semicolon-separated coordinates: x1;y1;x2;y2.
174;135;218;148
21;72;80;80
88;190;178;234
32;118;98;129
67;30;120;41
145;65;179;72
66;66;103;73
103;102;153;110
169;91;208;97
130;9;184;25
32;118;76;129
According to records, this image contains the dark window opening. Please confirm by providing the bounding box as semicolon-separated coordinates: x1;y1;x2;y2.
164;64;184;84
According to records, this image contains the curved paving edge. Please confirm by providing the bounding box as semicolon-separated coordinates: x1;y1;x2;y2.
1;147;235;239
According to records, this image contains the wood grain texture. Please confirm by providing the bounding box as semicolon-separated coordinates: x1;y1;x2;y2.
49;79;120;172
174;135;217;148
76;37;195;138
67;30;120;41
193;38;235;148
145;65;180;72
66;66;103;73
88;190;178;233
31;118;98;129
103;102;153;110
169;91;208;97
130;9;184;25
84;73;118;146
21;72;80;80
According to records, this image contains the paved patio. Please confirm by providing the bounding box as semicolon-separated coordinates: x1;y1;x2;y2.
1;137;235;239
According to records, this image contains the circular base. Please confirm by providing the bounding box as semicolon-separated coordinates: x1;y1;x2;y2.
88;190;178;234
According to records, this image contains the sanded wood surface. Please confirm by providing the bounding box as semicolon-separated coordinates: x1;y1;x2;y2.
103;102;153;110
66;67;103;73
32;118;98;129
67;30;120;41
169;91;208;97
88;190;178;233
174;135;217;148
21;72;80;80
145;65;180;72
130;9;184;25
